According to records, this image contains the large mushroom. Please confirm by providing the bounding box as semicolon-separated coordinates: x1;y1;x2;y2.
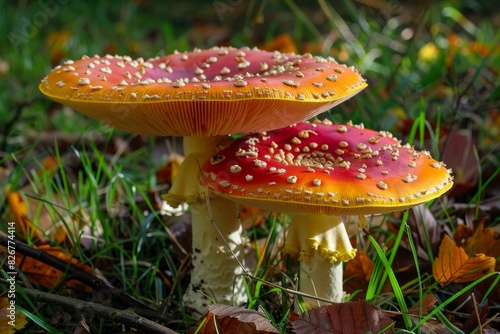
39;47;367;313
202;120;454;308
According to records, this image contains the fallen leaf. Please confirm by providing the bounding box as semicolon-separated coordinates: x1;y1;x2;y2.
385;205;450;290
440;129;478;197
0;298;28;333
1;244;92;292
291;300;395;334
156;153;183;185
391;295;439;331
343;250;374;298
462;222;500;265
260;34;298;54
454;224;474;249
407;294;437;317
433;235;495;285
188;304;278;334
6;185;42;240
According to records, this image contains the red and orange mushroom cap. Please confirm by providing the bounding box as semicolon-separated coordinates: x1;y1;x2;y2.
39;47;367;137
202;120;454;215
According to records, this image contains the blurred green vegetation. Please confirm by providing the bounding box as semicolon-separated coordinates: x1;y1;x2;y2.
1;0;499;150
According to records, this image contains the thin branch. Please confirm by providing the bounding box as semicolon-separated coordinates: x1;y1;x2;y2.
0;234;155;313
16;286;178;334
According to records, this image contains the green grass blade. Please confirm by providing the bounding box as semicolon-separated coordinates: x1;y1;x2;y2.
373;211;408;299
403;223;423;321
366;230;412;328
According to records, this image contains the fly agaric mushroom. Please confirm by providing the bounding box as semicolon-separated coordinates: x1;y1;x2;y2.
202;120;453;308
39;47;367;313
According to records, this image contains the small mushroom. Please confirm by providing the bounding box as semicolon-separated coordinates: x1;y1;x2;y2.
202;120;453;309
39;47;367;313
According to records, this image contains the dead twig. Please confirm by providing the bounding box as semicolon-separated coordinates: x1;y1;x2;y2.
0;234;157;314
14;285;178;334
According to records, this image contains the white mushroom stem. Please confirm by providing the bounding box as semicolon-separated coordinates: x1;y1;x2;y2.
283;215;356;309
164;135;246;314
183;195;246;313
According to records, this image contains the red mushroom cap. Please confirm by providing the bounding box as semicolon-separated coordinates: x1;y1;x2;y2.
202;121;454;215
39;47;367;137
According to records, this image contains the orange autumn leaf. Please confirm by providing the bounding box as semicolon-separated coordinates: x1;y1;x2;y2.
0;298;28;333
40;156;59;177
344;250;374;295
454;224;473;248
455;221;500;271
463;222;500;260
433;235;495;285
156;153;183;185
4;244;92;292
260;34;298;54
6;185;41;240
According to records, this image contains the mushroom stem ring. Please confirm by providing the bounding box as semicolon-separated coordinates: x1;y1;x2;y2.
285;215;355;308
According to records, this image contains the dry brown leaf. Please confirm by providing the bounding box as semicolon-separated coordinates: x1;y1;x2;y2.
188;304;278;334
454;224;473;248
343;250;374;297
394;295;442;332
462;222;500;261
0;297;28;333
408;295;437;317
440;129;478;197
1;244;92;292
433;235;495;285
291;300;395;334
